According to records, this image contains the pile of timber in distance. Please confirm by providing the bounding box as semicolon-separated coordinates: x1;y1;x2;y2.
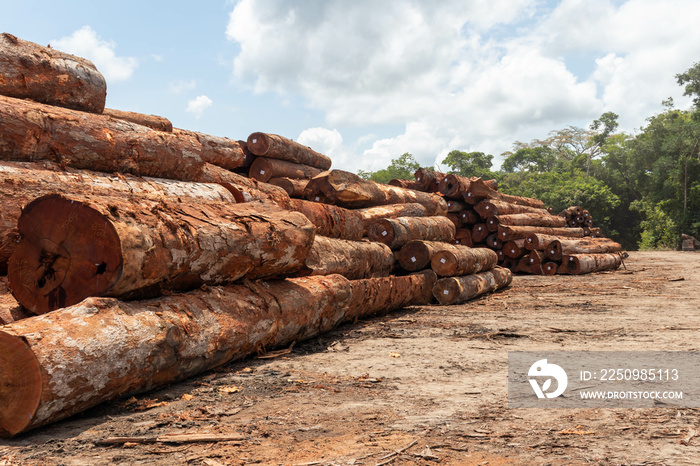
387;170;625;275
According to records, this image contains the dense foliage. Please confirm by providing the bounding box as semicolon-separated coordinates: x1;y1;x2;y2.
357;64;700;250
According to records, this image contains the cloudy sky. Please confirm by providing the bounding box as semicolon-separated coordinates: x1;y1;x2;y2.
3;0;699;173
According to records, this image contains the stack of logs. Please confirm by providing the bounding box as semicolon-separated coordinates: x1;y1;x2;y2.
0;33;513;436
388;169;624;276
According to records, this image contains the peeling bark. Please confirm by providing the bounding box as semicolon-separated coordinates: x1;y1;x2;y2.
103;108;173;132
367;216;455;250
302;236;394;279
289;199;364;240
246;133;332;170
269;177;309;198
249;157;323;183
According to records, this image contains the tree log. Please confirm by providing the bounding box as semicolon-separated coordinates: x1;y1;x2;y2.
438;175;498;199
432;267;512;305
498;225;584;242
527;250;545;275
289;199;364;240
367;216;455;250
486;213;567;232
249;157;322;183
355;203;428;235
302;236;394;279
388;179;417;189
172;128;248;172
304;170;447;214
346;270;437;320
446;199;468;213
397;240;453;272
559;253;623;275
454;228;473;247
103;108;173;132
545;237;623;261
196;163;291;208
503;239;527;258
459;209;479;225
474;199;550;218
431;246;498;277
269;177;309;198
0;33;106;113
524;233;562;251
471;223;490;243
8;195;314;314
0;274;356;436
485;234;503;250
0;161;240;274
543;262;558;275
464;178;545;208
0;95;250;180
246;133;332;170
413;168;446;192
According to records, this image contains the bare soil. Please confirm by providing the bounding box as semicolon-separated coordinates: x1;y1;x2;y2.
1;251;699;465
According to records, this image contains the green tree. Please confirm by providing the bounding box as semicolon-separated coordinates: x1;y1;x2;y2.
441;150;493;177
357;152;420;184
501;146;558;173
676;62;700;108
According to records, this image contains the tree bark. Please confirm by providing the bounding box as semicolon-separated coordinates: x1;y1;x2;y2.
8;195;315;314
0;274;356;437
464;178;545;208
0;161;239;274
0;33;106;113
355;203;428;235
497;225;584;242
388;179;417;189
289;199;364;240
474;200;550;218
524;233;562;251
559;253;622;275
305;170;447;214
270;177;309;198
0;95;247;180
438;175;498;199
454;228;473;247
544;237;622;261
367;216;455;250
430;246;498;277
103;108;173;132
397;240;453;272
503;239;527;258
413;168;446;192
432;267;512;305
459;209;480;225
246;132;332;170
486;213;567;232
346;270;437;320
173;128;249;172
249;157;323;183
302;236;394;279
196;163;291;208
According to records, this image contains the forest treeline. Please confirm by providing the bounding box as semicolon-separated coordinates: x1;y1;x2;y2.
358;64;700;251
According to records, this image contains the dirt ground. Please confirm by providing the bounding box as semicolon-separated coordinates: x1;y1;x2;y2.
1;251;699;465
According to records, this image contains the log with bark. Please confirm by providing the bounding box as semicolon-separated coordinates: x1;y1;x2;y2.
432;267;512;305
0;274;356;437
430;246;498;277
446;199;468;213
8;195;315;314
459;209;480;225
367;216;456;250
464;178;545;208
269;177;309;198
0;161;240;274
497;225;585;242
195;163;291;208
413;168;446;192
289;198;364;240
173;128;249;172
246;133;332;170
302;236;394;279
355;203;428;235
438;175;498;199
474;199;551;218
388;179;417;189
304;170;447;214
503;239;527;259
559;253;623;275
0;95;248;180
454;228;473;247
527;250;545;275
346;270;437;320
249;157;323;183
486;213;567;232
544;237;623;261
397;240;474;272
0;33;106;113
471;223;490;243
524;233;563;251
103;108;173;132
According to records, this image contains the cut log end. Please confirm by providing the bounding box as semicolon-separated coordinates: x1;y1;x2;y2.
8;195;123;314
246;132;270;156
396;241;432;271
0;331;42;437
367;220;395;246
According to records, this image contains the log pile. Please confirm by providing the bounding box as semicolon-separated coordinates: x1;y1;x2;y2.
386;171;626;276
0;34;515;436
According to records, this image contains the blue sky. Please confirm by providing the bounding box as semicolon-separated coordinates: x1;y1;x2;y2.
2;0;699;174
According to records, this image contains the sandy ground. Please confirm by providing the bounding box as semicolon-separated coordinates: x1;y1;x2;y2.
1;251;699;465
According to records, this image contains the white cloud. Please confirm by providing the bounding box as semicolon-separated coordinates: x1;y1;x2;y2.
169;79;197;94
51;26;137;82
226;0;700;173
186;95;213;118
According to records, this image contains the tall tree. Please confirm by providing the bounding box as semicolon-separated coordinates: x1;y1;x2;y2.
357;152;420;184
441;150;493;177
